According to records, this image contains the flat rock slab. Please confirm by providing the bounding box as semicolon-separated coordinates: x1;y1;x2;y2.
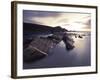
23;37;61;62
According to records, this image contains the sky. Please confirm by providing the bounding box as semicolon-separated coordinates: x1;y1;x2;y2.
23;10;91;31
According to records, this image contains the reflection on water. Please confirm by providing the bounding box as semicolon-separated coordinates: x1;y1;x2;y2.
72;32;90;57
23;32;91;69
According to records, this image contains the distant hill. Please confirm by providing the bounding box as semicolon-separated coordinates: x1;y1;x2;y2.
53;26;68;32
23;23;68;34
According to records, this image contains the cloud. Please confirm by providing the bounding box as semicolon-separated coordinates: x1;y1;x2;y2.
23;10;91;31
23;10;60;23
23;10;60;17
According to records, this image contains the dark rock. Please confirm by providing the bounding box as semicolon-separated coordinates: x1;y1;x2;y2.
23;45;47;63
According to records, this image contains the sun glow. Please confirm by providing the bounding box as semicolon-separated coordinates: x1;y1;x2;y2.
31;14;91;32
61;22;90;31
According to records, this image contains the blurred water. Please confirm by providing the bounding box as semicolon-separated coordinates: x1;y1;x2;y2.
23;32;91;69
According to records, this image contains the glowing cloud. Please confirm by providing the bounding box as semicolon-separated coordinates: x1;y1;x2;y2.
23;10;91;31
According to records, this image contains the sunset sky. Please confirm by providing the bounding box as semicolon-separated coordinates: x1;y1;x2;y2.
23;10;91;31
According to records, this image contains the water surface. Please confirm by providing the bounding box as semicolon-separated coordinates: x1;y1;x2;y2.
23;32;91;69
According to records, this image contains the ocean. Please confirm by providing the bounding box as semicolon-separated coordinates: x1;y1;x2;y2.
23;32;91;69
